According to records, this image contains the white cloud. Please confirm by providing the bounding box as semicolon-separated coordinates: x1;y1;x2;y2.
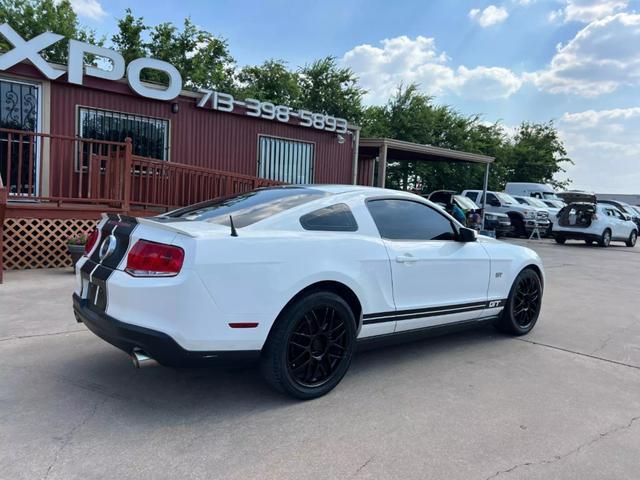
550;0;628;23
530;13;640;96
557;107;640;192
341;36;522;104
469;5;510;27
69;0;107;20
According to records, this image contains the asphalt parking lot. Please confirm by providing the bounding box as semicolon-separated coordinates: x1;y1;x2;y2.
1;238;639;480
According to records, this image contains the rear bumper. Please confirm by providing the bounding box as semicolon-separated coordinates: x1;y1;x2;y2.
552;231;600;242
73;294;260;367
485;219;513;235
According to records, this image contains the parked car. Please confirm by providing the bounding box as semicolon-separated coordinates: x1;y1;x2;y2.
541;199;565;209
553;194;637;247
598;199;640;230
73;185;545;399
512;195;560;234
462;189;550;237
505;182;560;200
427;190;512;237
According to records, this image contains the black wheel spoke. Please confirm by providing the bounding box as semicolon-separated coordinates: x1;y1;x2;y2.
287;304;351;387
512;275;541;328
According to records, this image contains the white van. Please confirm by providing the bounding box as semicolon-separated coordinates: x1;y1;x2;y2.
505;183;559;200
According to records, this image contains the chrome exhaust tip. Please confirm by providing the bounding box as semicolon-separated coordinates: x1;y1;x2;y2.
131;349;158;368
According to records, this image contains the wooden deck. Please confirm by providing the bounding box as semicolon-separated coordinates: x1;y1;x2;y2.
0;128;281;282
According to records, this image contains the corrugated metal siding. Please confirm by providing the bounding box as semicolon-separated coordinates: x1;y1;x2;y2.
48;78;355;184
357;157;375;186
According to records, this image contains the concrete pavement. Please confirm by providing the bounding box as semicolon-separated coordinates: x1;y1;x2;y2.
1;239;639;479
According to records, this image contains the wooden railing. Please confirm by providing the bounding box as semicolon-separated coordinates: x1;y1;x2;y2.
1;127;132;208
0;127;281;212
129;155;281;210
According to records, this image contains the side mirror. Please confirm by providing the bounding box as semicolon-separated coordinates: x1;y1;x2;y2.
624;214;632;221
458;226;477;243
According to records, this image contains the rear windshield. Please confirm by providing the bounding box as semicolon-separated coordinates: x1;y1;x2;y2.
454;195;479;210
161;187;329;228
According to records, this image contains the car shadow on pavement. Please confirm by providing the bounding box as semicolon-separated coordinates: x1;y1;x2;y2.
47;324;507;424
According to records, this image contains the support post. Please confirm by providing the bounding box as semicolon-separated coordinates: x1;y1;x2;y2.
481;162;490;230
0;179;6;284
377;143;388;188
351;128;360;185
122;137;132;214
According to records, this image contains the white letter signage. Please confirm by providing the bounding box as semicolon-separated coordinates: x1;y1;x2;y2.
126;58;182;101
67;40;125;85
0;24;64;79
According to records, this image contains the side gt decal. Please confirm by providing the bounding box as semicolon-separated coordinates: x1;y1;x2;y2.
363;299;507;325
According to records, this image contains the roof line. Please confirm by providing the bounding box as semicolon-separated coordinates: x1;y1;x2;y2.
359;137;494;164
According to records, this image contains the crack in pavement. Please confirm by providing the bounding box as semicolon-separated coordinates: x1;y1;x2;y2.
352;455;375;478
41;396;108;480
0;330;87;343
484;415;640;479
516;338;640;371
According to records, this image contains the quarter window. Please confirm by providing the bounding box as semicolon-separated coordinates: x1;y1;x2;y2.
367;199;456;241
258;136;314;183
300;204;358;231
78;107;170;160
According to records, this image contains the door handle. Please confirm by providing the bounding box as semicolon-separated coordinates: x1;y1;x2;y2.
396;254;418;263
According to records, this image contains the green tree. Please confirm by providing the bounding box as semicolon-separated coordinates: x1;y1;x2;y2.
298;56;365;123
0;0;101;63
237;59;300;106
506;122;572;189
111;8;147;65
361;84;571;192
145;18;235;91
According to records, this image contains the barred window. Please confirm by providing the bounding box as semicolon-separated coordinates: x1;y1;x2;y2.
258;136;314;184
78;107;169;160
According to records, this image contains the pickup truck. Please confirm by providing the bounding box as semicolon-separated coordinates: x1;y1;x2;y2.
461;190;550;237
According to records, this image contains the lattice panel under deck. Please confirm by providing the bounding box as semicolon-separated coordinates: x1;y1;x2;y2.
2;218;98;270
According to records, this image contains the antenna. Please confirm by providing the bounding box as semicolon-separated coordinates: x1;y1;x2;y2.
229;215;238;237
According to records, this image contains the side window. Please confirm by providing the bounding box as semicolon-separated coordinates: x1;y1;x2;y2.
465;192;478;202
515;198;527;205
486;193;499;205
300;203;358;231
367;199;456;241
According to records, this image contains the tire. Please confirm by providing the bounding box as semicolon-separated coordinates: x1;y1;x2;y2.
511;216;526;237
494;268;543;336
626;230;637;247
554;236;566;244
598;229;611;248
260;291;356;400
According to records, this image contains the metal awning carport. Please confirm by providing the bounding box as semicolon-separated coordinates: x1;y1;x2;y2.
357;137;495;228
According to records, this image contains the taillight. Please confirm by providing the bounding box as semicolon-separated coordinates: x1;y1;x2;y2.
125;240;184;277
84;229;99;255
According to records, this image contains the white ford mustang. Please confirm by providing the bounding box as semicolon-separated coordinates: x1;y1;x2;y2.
73;185;544;399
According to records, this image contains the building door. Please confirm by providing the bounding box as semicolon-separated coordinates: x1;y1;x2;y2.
0;78;41;196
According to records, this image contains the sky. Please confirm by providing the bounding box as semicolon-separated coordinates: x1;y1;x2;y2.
68;0;640;193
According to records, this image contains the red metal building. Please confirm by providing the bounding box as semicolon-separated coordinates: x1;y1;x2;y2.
0;61;360;277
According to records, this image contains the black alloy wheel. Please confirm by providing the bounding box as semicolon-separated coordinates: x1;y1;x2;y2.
261;291;356;399
512;275;541;330
287;306;349;387
495;268;543;335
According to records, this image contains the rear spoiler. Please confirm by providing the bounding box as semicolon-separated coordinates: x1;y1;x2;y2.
557;191;597;204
